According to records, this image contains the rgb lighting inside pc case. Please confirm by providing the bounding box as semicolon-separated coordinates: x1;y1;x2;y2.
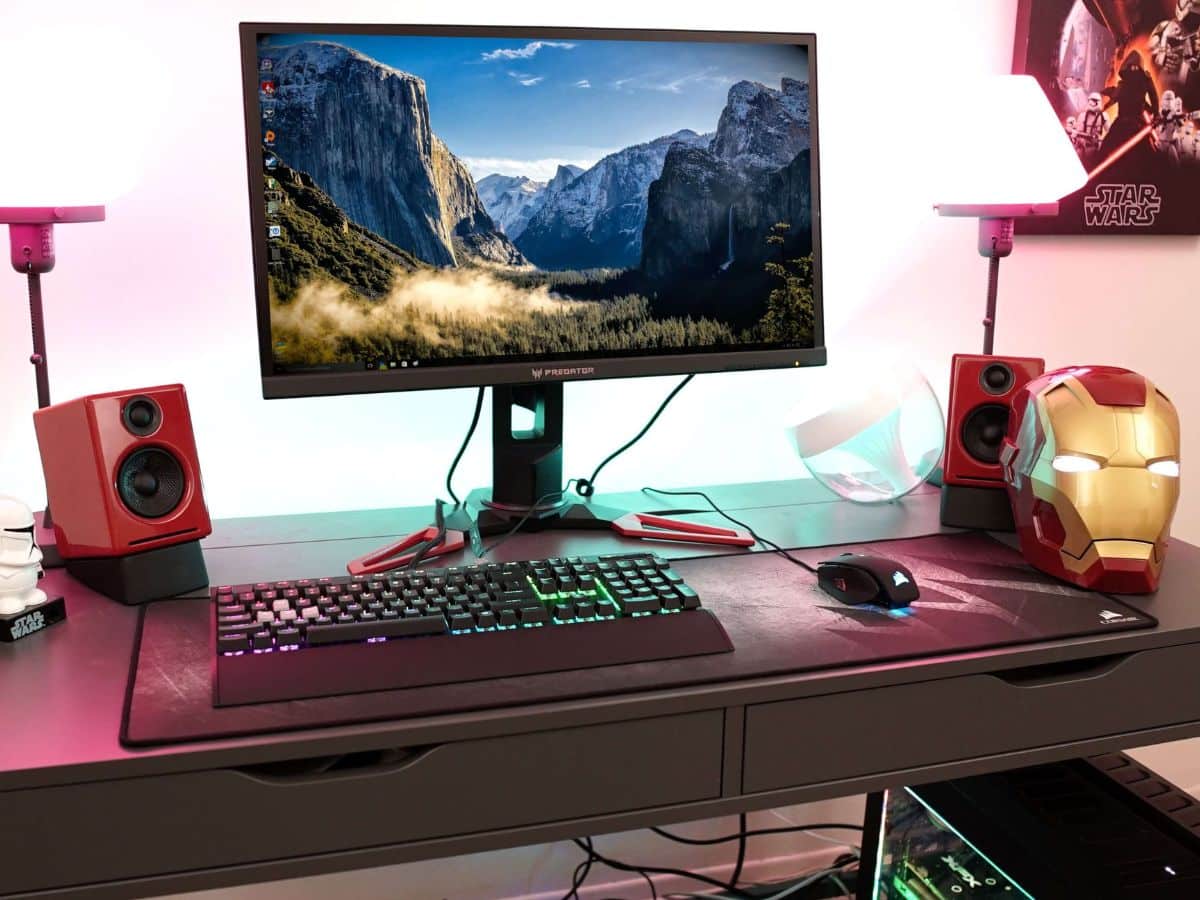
870;788;1034;899
241;25;824;398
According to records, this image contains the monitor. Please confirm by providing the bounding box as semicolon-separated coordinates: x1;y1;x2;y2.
238;23;824;531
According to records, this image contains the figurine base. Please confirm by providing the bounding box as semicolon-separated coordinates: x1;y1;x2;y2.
0;595;67;642
940;483;1016;532
65;540;208;605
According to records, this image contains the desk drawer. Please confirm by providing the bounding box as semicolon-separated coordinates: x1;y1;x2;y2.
3;711;722;894
743;644;1200;794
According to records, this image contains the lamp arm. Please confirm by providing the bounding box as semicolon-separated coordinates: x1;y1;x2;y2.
26;269;51;410
977;217;1014;356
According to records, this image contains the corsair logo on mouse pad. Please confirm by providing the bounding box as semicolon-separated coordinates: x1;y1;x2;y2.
1099;609;1140;625
892;571;910;587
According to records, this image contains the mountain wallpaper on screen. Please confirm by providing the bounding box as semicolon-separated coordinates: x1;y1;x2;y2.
261;38;816;368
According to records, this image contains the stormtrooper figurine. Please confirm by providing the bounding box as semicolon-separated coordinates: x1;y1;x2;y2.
0;496;47;616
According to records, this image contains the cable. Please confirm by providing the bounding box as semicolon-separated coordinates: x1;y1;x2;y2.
730;812;748;888
445;386;486;506
565;837;656;900
650;822;864;846
477;480;577;558
404;498;446;571
561;836;595;900
573;838;755;899
640;487;816;573
575;374;695;498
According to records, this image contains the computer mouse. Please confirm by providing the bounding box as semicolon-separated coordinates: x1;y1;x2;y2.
816;553;920;609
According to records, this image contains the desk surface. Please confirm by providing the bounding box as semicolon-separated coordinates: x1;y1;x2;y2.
5;480;1200;900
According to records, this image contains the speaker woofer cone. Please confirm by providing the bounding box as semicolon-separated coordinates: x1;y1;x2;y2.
117;448;185;518
961;403;1010;465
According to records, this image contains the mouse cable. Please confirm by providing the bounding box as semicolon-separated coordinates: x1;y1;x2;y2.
562;836;656;900
574;374;695;498
641;487;818;574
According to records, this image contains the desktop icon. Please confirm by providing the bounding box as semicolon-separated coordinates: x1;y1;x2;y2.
260;78;276;96
260;57;275;72
268;247;283;262
268;224;282;239
263;129;276;146
262;104;276;120
265;177;278;191
266;200;280;216
263;151;280;172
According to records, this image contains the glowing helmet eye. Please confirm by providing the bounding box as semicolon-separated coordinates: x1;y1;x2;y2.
1148;460;1180;477
1052;454;1101;473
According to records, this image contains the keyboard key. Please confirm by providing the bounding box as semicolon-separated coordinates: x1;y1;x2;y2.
576;601;596;619
520;605;550;625
276;628;302;647
218;633;249;653
218;622;260;637
251;631;273;650
553;603;575;621
676;585;701;609
622;596;661;615
498;609;518;628
596;600;618;618
306;615;447;646
477;611;497;629
449;613;474;631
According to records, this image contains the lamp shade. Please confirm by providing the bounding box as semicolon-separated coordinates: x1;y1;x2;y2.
0;25;159;207
931;75;1088;210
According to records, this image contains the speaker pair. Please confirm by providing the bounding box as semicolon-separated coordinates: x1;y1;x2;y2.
33;385;212;604
941;354;1045;530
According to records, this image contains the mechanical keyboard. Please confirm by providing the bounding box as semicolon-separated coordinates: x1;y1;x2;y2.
212;553;734;706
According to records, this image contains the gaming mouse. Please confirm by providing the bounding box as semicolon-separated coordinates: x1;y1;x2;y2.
816;553;919;609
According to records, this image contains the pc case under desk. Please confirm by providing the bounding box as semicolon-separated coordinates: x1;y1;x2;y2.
6;484;1200;900
866;754;1200;899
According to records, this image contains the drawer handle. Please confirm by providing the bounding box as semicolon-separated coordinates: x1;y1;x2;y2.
990;653;1132;688
234;746;437;784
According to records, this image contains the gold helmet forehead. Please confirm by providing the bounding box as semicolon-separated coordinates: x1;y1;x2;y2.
1037;374;1180;464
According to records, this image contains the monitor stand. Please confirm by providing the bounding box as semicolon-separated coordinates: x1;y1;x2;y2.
347;382;754;575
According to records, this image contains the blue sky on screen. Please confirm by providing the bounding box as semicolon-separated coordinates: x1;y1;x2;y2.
260;33;808;181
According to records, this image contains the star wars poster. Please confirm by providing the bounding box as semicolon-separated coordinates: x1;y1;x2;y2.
1013;0;1200;233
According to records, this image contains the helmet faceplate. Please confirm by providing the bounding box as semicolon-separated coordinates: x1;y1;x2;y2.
1001;367;1181;593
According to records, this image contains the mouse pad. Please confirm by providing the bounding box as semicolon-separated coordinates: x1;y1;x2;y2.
121;532;1156;746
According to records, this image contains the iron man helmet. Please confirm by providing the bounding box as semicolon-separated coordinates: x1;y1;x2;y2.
1001;367;1180;593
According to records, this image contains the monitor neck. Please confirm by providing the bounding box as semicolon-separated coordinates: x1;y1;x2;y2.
485;382;566;515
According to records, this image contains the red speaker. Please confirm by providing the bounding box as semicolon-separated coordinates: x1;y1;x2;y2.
941;354;1044;530
33;384;212;604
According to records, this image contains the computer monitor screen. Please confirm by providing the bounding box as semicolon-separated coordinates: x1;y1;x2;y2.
241;25;824;398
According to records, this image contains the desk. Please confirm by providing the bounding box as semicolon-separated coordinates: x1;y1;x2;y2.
5;481;1200;899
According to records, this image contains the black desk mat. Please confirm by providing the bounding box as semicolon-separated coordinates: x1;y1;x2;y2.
122;532;1156;746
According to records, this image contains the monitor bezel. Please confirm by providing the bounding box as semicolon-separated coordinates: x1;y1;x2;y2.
239;23;826;400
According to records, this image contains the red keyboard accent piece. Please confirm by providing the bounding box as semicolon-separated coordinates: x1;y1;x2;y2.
346;527;467;576
609;512;755;547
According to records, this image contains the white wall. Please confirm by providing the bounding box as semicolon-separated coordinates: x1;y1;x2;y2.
2;1;1196;536
3;1;1199;897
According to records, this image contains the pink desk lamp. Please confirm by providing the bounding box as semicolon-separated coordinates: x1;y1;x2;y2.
933;76;1088;353
1;207;106;563
0;23;151;565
